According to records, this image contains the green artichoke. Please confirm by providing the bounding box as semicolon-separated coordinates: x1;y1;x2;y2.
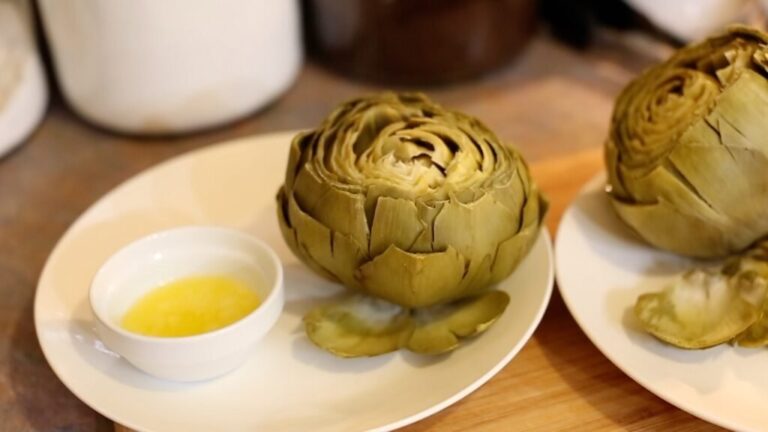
606;26;768;258
277;92;546;356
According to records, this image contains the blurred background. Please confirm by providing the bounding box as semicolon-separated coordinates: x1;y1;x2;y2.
1;0;768;430
1;0;766;155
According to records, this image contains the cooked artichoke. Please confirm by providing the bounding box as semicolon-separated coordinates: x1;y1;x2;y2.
277;92;546;356
606;26;768;258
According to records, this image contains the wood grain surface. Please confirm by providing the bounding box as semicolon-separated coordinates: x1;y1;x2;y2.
0;32;727;431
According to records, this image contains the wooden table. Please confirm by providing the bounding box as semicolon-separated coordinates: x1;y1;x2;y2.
0;32;724;431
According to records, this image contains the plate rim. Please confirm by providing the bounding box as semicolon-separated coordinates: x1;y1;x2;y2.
34;131;556;432
555;172;754;432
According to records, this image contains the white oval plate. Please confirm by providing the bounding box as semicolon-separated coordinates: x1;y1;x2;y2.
35;131;554;432
556;173;768;432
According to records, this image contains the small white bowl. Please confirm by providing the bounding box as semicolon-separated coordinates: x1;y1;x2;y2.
89;226;284;382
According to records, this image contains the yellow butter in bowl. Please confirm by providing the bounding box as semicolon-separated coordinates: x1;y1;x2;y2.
90;226;284;381
121;275;261;338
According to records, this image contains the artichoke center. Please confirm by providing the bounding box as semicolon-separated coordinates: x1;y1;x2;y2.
350;126;486;197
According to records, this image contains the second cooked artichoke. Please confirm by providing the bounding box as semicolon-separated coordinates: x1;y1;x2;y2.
606;26;768;258
277;92;546;356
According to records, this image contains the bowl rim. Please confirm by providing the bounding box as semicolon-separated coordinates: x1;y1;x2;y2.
88;225;284;345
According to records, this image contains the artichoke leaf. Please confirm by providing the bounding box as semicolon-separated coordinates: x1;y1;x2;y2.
457;254;493;297
407;291;510;355
668;71;768;220
277;188;335;281
735;296;768;348
635;269;766;349
612;194;733;258
491;225;536;284
284;131;316;191
304;295;414;358
433;193;519;259
490;188;545;283
618;164;726;222
356;245;467;308
733;254;768;347
433;193;519;288
292;165;370;249
408;200;445;253
710;69;768;150
369;196;424;257
490;158;527;217
287;193;367;289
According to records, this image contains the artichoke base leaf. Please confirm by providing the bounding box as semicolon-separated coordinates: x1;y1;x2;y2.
733;255;768;347
734;305;768;348
303;291;510;357
407;290;510;355
304;295;414;358
635;268;766;349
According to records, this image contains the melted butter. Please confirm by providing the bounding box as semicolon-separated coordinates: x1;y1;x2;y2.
121;275;260;337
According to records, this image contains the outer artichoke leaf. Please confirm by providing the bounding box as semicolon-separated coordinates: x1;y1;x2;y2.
457;254;493;297
490;188;544;283
735;297;768;348
433;193;518;288
410;201;445;253
284;131;313;191
292;165;369;249
669;71;768;221
605;138;628;198
534;188;549;225
612;197;732;258
491;156;532;216
288;193;366;289
369;196;424;257
733;256;768;348
304;295;414;358
623;164;726;222
710;69;768;153
635;269;765;349
277;189;335;281
433;193;518;260
356;245;467;308
491;224;536;284
407;290;510;355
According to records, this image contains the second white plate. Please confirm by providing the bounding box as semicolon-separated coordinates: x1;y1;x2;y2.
35;131;554;432
556;173;768;432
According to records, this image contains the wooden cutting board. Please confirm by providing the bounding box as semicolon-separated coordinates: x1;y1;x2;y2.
116;149;722;432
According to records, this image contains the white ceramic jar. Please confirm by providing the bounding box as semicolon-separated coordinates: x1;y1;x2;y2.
625;0;751;42
38;0;302;135
0;0;47;158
